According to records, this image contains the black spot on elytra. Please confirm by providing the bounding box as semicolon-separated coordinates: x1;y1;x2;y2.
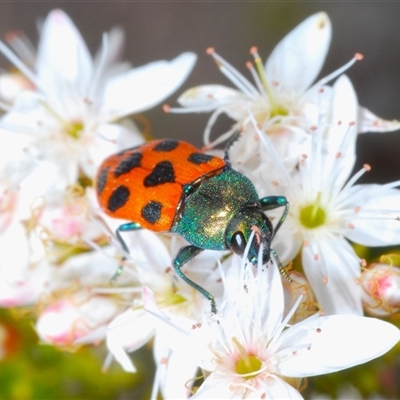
114;152;142;177
97;166;109;195
144;161;175;187
188;152;215;165
107;185;130;212
153;140;179;152
141;201;162;224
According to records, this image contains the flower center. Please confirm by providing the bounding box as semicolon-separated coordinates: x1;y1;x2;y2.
235;355;262;379
38;99;84;139
159;285;187;309
299;204;326;229
66;121;84;139
232;337;262;379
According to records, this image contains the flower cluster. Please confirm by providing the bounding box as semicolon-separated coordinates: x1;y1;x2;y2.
1;9;400;399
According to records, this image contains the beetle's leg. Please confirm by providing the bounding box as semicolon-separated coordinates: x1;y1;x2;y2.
223;131;242;162
173;245;217;314
259;196;289;238
112;222;142;281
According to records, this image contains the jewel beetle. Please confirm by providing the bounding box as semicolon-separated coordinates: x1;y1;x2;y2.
96;137;289;313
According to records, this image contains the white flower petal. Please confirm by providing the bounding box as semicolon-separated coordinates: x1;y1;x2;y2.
143;286;213;367
103;52;197;118
358;106;400;133
36;9;93;98
177;84;245;114
82;122;142;178
344;184;400;246
94;26;128;75
258;375;304;400
277;315;400;377
106;308;155;372
324;75;357;175
266;12;331;96
302;235;362;315
191;375;236;399
153;335;199;400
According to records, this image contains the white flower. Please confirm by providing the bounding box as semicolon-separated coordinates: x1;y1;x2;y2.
0;9;197;189
170;12;399;152
36;289;125;347
143;238;400;399
101;229;223;373
250;75;400;315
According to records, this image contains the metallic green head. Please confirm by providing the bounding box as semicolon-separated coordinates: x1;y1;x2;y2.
225;208;273;265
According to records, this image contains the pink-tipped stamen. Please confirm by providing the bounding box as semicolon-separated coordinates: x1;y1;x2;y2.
206;48;258;97
341;164;371;193
313;53;364;88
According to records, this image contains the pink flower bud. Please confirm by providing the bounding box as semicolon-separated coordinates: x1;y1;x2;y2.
360;261;400;317
36;291;123;347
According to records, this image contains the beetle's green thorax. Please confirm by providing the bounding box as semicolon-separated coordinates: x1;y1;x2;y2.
171;168;264;251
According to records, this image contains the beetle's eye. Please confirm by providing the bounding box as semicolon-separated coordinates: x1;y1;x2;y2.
230;231;247;256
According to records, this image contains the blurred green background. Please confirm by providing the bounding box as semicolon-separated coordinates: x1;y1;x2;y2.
1;2;400;399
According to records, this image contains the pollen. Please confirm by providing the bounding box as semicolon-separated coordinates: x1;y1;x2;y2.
355;52;364;61
250;46;258;55
162;104;171;113
206;47;215;55
160;357;168;365
317;17;326;29
363;164;371;171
